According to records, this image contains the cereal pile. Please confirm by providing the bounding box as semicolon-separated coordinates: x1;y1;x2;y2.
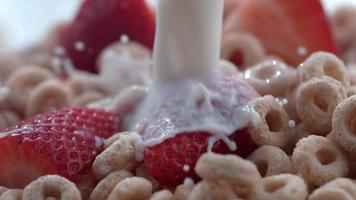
0;0;355;199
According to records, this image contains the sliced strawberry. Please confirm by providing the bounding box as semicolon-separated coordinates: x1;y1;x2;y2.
224;0;340;65
144;129;257;187
57;0;155;73
0;107;121;188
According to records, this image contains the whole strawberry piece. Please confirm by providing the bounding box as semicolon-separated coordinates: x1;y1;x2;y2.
224;0;339;66
57;0;155;73
0;107;121;188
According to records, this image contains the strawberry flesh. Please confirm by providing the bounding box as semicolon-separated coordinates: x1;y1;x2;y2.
144;129;257;187
0;107;121;188
225;0;340;65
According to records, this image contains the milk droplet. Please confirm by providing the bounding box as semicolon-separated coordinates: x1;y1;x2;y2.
297;46;308;56
74;41;85;51
120;34;130;43
183;165;190;172
288;120;296;128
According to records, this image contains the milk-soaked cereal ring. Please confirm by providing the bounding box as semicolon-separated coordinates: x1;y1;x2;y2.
221;32;265;68
309;178;356;200
92;132;141;180
248;95;291;148
149;190;173;200
296;77;346;134
107;177;152;200
248;174;308;200
187;181;238;200
135;164;160;191
89;170;133;200
0;189;22;200
22;175;81;200
0;53;24;81
298;52;350;87
331;96;356;153
244;60;298;96
5;66;53;113
292;135;349;187
247;145;291;177
195;152;261;187
331;6;356;48
25;80;72;117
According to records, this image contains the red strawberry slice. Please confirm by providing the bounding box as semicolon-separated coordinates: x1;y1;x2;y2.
224;0;340;66
142;76;259;187
57;0;155;73
0;107;121;188
144;129;257;187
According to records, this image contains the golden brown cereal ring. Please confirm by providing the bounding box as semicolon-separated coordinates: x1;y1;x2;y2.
0;187;7;196
107;177;152;200
331;96;356;153
25;80;72;117
221;32;265;68
0;110;19;130
5;66;53;114
89;170;133;200
173;183;194;200
73;91;105;106
348;64;356;85
135;164;160;192
248;95;292;148
0;53;24;81
292;135;349;187
195;153;261;187
247;145;292;177
92;132;141;180
284;88;300;123
244;60;298;96
346;86;356;97
331;6;356;49
22;175;81;200
309;178;356;200
248;174;308;200
0;189;22;200
296;77;346;134
187;181;238;200
149;190;173;200
298;52;350;87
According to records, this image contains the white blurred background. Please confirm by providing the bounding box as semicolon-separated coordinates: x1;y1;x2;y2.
0;0;355;49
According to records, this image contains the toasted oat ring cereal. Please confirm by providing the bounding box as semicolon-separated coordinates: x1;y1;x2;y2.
296;77;346;134
195;152;261;187
98;41;152;72
89;170;133;200
244;60;298;96
25;80;72;117
292;135;349;187
0;189;22;200
247;174;308;200
5;66;53;114
0;187;7;196
331;95;356;153
73;91;105;106
149;189;173;200
173;183;194;200
331;6;356;48
346;86;356;97
187;181;238;200
0;53;24;82
298;51;350;87
221;32;265;68
247;145;292;177
248;95;291;148
22;175;81;200
107;177;153;200
92;132;141;180
0;110;19;130
309;178;356;200
135;164;160;192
